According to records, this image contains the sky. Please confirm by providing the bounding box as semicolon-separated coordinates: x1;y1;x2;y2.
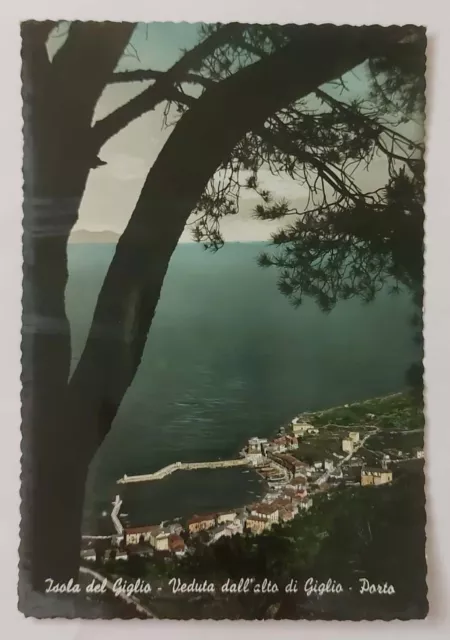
47;23;424;243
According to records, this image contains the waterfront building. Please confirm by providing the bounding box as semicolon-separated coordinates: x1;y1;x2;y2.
124;525;161;546
216;510;238;524
342;438;354;454
187;513;216;534
361;467;393;486
269;452;309;477
246;515;271;535
245;451;264;466
250;502;279;524
248;437;262;454
291;418;313;436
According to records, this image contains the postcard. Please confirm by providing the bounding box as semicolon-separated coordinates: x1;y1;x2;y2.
19;20;427;619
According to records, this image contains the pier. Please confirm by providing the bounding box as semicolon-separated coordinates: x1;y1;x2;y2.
117;458;248;484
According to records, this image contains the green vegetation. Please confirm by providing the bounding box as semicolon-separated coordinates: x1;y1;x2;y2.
91;392;426;619
290;392;424;465
304;392;424;431
115;462;425;620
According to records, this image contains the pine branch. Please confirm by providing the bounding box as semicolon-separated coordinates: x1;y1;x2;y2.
110;68;213;88
92;22;245;150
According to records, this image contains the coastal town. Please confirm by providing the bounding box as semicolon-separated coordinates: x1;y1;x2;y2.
82;394;424;564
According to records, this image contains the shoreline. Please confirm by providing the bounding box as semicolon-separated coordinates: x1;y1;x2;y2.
86;390;420;548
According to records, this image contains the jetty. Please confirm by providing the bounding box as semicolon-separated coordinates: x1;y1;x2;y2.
117;458;248;484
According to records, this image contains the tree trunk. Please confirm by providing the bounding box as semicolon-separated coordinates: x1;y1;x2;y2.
20;22;135;599
71;25;406;438
21;24;408;602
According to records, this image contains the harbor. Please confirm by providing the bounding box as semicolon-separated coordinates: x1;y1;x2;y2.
117;458;247;484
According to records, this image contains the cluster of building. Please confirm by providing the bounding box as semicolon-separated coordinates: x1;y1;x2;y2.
186;509;246;543
117;413;416;559
184;483;313;541
124;521;186;556
340;430;395;486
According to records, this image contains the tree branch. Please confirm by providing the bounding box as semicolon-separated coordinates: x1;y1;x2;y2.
109;68;213;88
92;22;245;150
51;21;136;113
70;25;411;446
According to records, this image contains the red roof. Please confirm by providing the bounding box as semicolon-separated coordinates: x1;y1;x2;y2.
125;525;159;535
272;498;291;508
168;534;185;551
254;503;278;515
187;513;216;525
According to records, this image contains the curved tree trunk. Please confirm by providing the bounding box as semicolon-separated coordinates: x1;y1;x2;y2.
20;21;134;599
71;25;405;438
20;23;407;603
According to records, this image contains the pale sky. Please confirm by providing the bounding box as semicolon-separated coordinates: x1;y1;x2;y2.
47;23;424;242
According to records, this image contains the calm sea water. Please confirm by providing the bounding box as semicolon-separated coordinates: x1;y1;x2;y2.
66;242;418;532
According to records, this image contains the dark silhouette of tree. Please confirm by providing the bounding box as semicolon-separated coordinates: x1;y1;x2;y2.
20;20;425;602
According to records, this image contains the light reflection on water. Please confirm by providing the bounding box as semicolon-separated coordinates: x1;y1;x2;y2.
66;243;418;533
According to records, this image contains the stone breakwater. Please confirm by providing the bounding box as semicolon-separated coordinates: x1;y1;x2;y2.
117;458;248;484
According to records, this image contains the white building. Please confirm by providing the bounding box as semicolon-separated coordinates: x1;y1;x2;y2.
245;452;264;466
207;524;234;545
291;419;313;436
342;439;354;454
217;510;238;524
125;525;159;546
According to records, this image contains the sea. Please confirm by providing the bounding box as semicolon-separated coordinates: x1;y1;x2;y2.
65;242;419;534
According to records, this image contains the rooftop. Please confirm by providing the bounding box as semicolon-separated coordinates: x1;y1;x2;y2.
125;525;161;535
253;502;279;515
246;515;267;523
187;513;216;525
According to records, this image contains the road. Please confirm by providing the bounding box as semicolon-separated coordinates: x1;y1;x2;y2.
316;427;379;485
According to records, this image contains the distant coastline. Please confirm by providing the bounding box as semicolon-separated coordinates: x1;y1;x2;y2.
69;230;121;244
69;230;269;245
